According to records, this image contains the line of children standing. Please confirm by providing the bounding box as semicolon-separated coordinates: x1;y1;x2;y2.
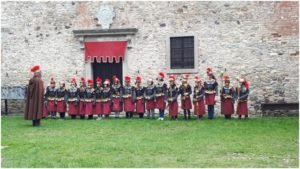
43;69;249;120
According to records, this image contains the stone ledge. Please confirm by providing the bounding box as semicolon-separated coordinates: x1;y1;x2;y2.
72;28;138;37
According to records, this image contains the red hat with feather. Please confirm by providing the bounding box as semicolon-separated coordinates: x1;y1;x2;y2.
112;75;119;82
71;77;76;84
125;76;131;82
159;72;165;78
206;67;213;75
223;75;230;82
169;75;176;81
136;76;142;82
104;78;110;85
96;77;102;84
194;75;201;82
87;79;93;85
80;77;86;83
30;65;40;72
239;78;249;89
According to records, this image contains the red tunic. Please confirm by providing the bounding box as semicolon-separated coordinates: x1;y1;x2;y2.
237;101;248;115
56;100;66;112
94;102;102;115
220;96;224;114
68;101;78;115
222;99;234;115
205;93;216;105
85;102;93;115
146;100;155;110
102;101;111;115
155;96;166;109
79;101;85;115
181;97;192;109
135;99;145;113
43;104;48;118
124;97;135;112
112;98;122;112
47;100;56;112
193;99;206;115
168;101;178;117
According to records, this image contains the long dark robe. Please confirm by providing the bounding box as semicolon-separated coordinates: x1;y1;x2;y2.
24;76;44;120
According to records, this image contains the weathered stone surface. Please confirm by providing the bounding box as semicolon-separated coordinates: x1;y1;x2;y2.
1;1;299;115
1;86;26;100
1;100;25;114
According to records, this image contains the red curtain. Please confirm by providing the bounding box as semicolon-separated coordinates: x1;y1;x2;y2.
84;41;127;63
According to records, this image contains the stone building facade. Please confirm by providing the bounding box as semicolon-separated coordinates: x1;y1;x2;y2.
1;1;299;115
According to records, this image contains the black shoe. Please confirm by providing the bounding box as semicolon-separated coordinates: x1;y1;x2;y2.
36;120;41;126
32;120;36;126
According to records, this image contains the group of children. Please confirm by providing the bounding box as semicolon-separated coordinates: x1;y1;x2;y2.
43;67;250;120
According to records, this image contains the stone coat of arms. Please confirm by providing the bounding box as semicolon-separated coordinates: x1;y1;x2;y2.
97;5;115;29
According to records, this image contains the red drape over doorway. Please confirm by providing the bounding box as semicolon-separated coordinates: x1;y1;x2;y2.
84;41;127;63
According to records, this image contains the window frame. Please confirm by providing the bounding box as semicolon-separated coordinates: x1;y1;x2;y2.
166;33;198;74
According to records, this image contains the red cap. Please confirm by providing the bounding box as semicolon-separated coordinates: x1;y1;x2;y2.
159;72;165;78
206;67;213;75
104;78;110;84
243;78;250;89
169;75;176;81
194;75;201;82
125;76;131;81
112;75;119;82
87;79;93;85
224;75;230;82
71;77;76;84
136;76;142;82
80;77;85;83
30;65;40;72
96;77;102;84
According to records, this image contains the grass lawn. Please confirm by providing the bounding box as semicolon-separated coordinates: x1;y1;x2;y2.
1;115;299;168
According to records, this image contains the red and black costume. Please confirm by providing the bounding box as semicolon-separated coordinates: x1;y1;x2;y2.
55;84;67;119
67;79;79;119
193;76;206;119
204;67;218;119
94;77;103;118
145;81;156;119
236;78;250;119
155;72;167;120
102;79;112;118
167;75;179;120
45;78;56;118
78;77;87;119
111;76;123;118
123;76;136;118
85;79;95;119
135;76;145;118
221;75;235;119
179;75;192;119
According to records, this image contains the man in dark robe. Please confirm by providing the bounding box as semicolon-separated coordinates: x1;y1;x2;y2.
24;65;44;126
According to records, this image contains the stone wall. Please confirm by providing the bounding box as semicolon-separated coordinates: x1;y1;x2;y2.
1;1;299;114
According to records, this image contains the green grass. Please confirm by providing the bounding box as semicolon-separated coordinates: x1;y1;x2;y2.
1;115;299;168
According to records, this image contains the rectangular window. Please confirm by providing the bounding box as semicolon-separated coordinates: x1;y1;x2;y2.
170;36;194;69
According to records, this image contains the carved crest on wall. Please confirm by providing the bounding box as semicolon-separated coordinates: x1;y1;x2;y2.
97;5;115;29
